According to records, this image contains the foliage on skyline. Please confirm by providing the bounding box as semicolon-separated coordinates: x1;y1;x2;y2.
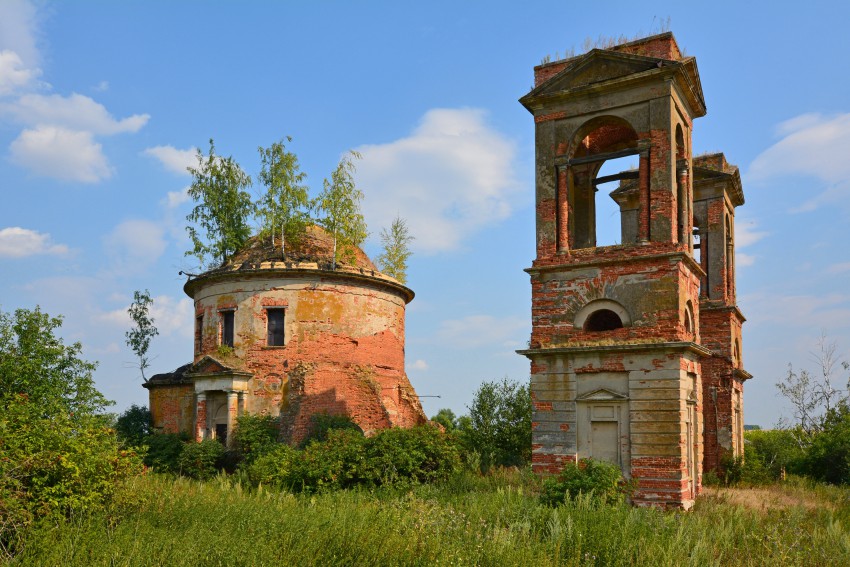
256;137;311;256
125;289;158;383
316;151;368;269
186;139;254;268
377;215;414;283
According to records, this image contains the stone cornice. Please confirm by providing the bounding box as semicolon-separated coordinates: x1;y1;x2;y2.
517;340;711;358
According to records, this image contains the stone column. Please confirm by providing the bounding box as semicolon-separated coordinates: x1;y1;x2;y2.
195;392;207;442
637;140;651;242
557;165;570;252
677;159;691;249
226;390;239;447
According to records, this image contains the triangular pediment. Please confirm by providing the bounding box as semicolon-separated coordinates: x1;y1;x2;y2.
576;388;629;402
531;50;668;97
187;355;235;375
520;50;705;119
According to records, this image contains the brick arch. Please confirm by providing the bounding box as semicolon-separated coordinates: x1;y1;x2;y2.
574;298;632;330
569;115;639;159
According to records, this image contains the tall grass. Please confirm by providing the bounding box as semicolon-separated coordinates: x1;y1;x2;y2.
8;471;850;566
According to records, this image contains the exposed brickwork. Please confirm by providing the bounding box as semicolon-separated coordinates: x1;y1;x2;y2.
520;32;747;509
147;229;427;445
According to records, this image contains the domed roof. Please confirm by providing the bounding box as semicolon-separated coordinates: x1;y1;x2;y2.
184;225;413;303
211;225;377;273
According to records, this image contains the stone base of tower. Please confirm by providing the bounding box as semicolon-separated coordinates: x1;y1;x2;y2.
521;341;708;509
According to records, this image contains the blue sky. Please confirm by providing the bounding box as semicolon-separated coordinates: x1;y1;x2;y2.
1;0;849;427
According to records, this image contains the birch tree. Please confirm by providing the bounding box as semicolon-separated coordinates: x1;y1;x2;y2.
186;139;253;268
317;151;368;269
256;137;310;256
377;215;413;283
125;289;158;383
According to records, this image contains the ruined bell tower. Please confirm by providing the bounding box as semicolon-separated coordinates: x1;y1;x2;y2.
518;32;749;509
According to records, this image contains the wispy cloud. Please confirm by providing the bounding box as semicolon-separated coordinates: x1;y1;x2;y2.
748;113;850;213
144;145;197;176
437;314;528;349
103;219;167;274
740;292;850;331
356;108;521;254
827;262;850;274
0;226;68;258
1;93;149;134
0;49;41;96
408;359;429;371
98;294;193;338
734;218;767;268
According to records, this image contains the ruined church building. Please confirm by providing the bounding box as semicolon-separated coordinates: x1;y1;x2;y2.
518;32;750;508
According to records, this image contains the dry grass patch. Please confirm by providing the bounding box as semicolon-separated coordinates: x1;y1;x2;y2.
704;485;833;513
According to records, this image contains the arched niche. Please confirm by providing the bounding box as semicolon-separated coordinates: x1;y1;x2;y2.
574;299;632;332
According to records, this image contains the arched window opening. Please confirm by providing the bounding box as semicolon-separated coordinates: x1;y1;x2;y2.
684;300;695;335
562;116;639;250
584;309;624;332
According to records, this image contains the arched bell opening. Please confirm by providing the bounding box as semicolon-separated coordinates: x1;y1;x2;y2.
559;116;640;250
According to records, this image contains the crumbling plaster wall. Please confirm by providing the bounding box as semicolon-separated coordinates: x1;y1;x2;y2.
191;270;425;443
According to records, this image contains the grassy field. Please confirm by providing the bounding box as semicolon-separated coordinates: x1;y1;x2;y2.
7;471;850;566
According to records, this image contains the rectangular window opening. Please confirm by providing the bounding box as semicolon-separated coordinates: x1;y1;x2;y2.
267;308;285;346
221;310;235;348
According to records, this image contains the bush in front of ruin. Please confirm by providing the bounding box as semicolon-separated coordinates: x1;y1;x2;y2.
241;424;462;492
540;458;627;506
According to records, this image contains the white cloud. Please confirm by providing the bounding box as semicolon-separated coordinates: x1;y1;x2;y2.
0;50;41;96
732;219;766;268
736;252;755;267
98;294;193;338
104;220;167;271
0;0;41;69
749;113;850;213
827;263;850;274
144;145;197;176
0;2;148;183
164;187;191;209
740;292;850;331
437;314;528;349
2;93;149;134
735;219;767;249
93;80;109;92
355;108;521;254
0;226;68;258
408;359;429;371
10;126;112;182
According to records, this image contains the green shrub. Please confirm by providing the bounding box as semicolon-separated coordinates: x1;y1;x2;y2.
232;414;279;465
115;404;152;447
300;413;363;448
463;377;531;471
143;433;186;474
295;429;367;491
541;458;625;506
744;428;807;479
179;440;225;480
242;444;301;488
362;426;462;486
0;394;144;555
804;404;850;485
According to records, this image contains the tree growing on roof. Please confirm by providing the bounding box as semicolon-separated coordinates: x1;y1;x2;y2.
256;137;310;257
186;139;253;268
377;215;413;284
316;151;368;270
